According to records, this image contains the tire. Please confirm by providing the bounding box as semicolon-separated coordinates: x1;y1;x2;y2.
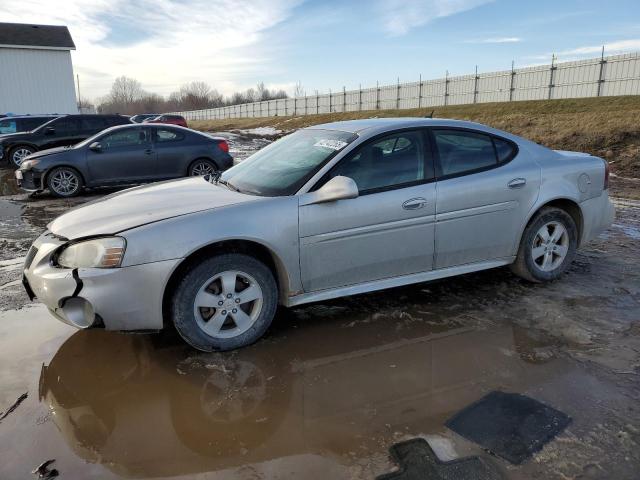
46;166;84;198
188;159;218;177
9;145;36;168
511;207;577;283
171;253;278;351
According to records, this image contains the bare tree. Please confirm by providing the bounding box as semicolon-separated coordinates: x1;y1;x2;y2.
109;76;144;105
294;81;305;98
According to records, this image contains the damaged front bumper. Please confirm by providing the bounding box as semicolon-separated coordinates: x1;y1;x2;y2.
23;231;180;331
15;168;43;191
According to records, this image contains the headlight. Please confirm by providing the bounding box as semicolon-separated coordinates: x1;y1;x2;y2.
21;159;40;170
56;237;126;269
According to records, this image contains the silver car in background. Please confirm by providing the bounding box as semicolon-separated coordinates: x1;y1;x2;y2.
22;118;615;351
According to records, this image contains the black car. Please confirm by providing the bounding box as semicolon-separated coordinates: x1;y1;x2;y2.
0;115;59;135
0;114;131;167
15;124;233;197
130;113;159;123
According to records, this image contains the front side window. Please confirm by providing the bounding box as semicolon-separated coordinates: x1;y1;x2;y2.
81;117;106;131
100;129;150;149
50;118;78;134
324;130;430;193
433;129;516;177
221;129;356;196
0;119;17;134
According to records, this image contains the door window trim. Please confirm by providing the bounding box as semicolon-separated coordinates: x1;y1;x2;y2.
310;127;436;196
428;126;519;181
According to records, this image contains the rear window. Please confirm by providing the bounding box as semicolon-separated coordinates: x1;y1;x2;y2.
156;129;185;142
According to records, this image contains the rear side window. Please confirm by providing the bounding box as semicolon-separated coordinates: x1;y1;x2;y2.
156;129;185;142
106;116;129;126
24;118;52;130
493;137;517;162
433;129;516;177
0;119;17;134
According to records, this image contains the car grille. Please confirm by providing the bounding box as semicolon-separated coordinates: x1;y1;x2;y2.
24;246;38;269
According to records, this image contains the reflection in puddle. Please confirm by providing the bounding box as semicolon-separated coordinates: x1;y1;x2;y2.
39;307;558;478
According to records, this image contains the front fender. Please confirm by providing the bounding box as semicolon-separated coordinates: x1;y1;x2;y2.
120;196;302;295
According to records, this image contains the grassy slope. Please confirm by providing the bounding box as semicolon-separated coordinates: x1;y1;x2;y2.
192;96;640;178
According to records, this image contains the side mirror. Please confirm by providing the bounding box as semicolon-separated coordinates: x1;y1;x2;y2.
44;127;55;135
89;142;102;152
300;176;359;206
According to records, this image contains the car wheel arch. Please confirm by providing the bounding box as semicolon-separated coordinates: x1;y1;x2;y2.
161;239;290;327
517;197;584;251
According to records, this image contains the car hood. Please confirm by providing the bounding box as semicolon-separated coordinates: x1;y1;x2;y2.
48;177;260;239
26;146;72;160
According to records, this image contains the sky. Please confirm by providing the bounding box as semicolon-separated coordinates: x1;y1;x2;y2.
1;0;639;102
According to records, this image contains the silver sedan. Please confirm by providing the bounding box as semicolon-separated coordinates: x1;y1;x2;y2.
23;118;615;351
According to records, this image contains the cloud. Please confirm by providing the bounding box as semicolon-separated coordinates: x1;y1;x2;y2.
558;39;640;56
0;0;302;100
376;0;494;36
464;37;521;44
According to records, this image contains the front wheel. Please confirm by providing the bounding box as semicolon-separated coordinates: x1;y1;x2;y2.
47;167;83;198
171;254;278;351
511;207;577;282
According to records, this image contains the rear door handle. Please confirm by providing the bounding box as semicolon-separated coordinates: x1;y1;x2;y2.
508;178;526;189
402;197;428;210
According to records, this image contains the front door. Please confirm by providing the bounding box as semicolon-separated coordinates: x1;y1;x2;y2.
299;130;436;292
431;128;541;269
86;128;156;184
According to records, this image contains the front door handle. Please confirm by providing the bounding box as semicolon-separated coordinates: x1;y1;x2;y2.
402;197;428;210
508;178;526;189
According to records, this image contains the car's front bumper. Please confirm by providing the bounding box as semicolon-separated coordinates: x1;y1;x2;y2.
15;168;43;191
23;231;180;331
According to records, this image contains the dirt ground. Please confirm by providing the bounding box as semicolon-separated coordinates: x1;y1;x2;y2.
0;133;639;480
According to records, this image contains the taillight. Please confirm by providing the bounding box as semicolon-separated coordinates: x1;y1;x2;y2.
603;159;610;190
217;140;229;153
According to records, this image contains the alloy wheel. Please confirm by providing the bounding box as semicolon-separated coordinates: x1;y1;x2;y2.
193;270;264;338
50;169;80;196
12;148;33;166
191;162;217;176
531;221;569;272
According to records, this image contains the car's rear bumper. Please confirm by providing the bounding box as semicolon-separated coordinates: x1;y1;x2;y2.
23;231;181;331
580;192;615;244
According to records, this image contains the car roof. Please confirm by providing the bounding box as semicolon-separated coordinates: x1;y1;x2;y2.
307;117;493;134
1;114;59;119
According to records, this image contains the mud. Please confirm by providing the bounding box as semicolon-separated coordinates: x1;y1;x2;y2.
0;134;639;479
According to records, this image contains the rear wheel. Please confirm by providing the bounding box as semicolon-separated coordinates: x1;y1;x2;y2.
9;145;35;168
47;167;83;198
188;159;218;177
171;254;278;351
511;207;577;282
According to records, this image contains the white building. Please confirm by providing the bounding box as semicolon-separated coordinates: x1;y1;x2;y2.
0;22;78;115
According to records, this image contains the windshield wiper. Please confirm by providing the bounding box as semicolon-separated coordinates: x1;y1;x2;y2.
218;178;242;193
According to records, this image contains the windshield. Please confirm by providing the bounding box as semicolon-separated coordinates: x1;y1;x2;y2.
220;129;356;196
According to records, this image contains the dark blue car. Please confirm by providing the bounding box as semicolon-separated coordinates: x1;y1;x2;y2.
15;124;233;197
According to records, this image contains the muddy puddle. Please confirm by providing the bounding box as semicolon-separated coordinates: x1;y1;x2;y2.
1;134;640;479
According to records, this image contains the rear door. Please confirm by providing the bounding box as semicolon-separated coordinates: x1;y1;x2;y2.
80;116;108;138
86;127;156;184
299;129;437;292
431;128;540;268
